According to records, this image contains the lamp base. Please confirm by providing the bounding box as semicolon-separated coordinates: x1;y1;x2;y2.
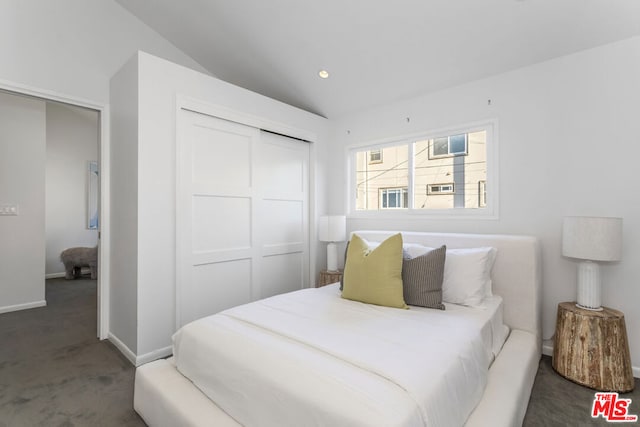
326;242;339;272
575;304;604;312
576;260;602;311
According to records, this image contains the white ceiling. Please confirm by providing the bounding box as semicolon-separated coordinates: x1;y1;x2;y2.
116;0;640;119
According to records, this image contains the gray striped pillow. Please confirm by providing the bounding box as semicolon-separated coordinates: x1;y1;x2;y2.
402;245;446;310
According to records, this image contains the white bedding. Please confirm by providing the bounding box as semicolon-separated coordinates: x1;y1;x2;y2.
173;284;508;427
443;293;509;364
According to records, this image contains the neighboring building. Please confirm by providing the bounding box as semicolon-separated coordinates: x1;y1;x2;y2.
355;130;486;211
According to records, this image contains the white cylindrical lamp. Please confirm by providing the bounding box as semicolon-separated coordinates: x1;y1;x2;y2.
562;216;622;311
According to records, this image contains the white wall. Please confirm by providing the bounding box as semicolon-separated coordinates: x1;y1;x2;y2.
0;0;210;343
0;92;46;313
0;0;208;105
109;55;139;355
110;52;329;362
328;36;640;372
45;103;99;276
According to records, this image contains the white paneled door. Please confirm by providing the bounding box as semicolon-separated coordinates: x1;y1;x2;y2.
177;110;309;327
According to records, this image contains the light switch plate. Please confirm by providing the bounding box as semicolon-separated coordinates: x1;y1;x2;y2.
0;203;19;216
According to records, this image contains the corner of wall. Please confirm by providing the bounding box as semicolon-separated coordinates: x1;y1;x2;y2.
108;55;140;355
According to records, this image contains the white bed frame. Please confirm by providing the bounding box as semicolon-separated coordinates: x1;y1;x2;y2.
134;231;542;427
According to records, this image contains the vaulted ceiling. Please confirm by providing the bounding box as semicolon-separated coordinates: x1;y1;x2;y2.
116;0;640;118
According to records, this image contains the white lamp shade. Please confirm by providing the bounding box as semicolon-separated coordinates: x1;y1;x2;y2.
562;216;622;262
318;215;346;242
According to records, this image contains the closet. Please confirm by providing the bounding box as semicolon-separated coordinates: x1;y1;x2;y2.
176;110;310;327
108;51;325;363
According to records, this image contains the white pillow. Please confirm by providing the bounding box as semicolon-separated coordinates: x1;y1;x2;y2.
403;245;497;307
403;244;435;258
442;247;496;307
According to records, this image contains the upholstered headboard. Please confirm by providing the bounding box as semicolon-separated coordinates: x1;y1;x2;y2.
352;231;542;346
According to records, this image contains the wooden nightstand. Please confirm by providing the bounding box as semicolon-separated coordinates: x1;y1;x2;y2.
552;302;634;392
317;270;343;287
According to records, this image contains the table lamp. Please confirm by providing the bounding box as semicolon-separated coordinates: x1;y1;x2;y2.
318;215;346;272
562;216;622;311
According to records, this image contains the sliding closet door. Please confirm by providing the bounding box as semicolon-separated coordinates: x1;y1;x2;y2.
176;110;309;327
256;131;309;299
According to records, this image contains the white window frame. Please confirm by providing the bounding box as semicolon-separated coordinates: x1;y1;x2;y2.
429;134;468;159
478;180;487;207
368;149;383;164
379;187;408;209
427;183;455;195
346;119;498;220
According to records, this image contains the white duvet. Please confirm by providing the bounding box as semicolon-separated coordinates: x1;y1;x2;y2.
173;284;502;427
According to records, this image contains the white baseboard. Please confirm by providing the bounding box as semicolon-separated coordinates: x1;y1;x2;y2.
542;340;639;379
107;332;173;367
0;300;46;314
46;268;93;280
136;345;173;367
108;332;137;366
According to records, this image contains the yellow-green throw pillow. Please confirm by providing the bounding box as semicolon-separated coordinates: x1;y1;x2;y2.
341;233;407;309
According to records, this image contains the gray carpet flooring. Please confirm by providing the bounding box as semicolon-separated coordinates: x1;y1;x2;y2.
0;277;145;427
1;278;638;426
524;355;639;426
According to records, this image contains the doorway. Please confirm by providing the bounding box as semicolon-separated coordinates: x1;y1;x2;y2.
45;102;99;281
0;84;109;339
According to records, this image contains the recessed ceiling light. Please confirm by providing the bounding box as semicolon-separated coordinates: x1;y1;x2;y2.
318;70;330;79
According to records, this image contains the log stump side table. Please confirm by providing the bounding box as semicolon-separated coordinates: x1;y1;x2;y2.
317;270;343;287
552;302;634;392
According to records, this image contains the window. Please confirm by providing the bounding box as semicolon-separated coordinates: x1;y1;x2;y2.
427;183;455;195
430;134;468;159
380;187;408;209
350;121;495;216
478;181;487;207
368;149;382;164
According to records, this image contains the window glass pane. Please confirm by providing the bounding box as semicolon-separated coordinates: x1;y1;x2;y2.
353;125;490;214
388;190;397;207
433;138;449;156
414;130;486;210
450;134;466;154
379;188;407;209
355;144;409;210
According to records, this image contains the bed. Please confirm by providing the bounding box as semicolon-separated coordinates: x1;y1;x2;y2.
134;230;542;426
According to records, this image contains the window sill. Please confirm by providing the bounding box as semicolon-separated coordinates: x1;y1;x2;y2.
347;208;498;221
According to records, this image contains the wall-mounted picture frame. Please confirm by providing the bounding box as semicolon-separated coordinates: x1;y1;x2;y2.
87;160;99;229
